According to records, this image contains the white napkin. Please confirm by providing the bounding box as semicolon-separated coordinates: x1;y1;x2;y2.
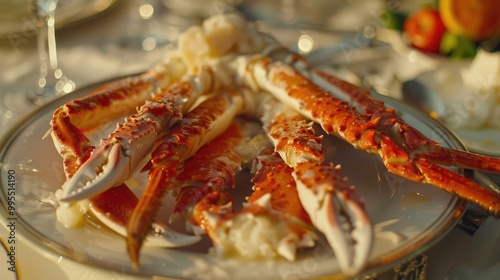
460;50;500;129
446;216;500;280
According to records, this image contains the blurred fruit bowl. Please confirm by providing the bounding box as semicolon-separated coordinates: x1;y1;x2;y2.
380;0;500;61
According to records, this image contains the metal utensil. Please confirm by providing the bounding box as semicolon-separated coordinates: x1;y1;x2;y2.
306;38;391;67
401;79;446;118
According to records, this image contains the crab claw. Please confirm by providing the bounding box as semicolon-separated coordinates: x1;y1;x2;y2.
61;119;158;202
293;161;373;275
188;190;234;234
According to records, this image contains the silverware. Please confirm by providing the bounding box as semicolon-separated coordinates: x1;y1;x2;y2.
401;78;445;118
393;254;428;280
305;37;391;67
459;206;490;234
457;172;499;234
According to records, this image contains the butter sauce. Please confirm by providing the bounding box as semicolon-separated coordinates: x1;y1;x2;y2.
400;192;430;209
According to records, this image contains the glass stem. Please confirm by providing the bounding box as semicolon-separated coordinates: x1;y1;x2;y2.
33;0;62;102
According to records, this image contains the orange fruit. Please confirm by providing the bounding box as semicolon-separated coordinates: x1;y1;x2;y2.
439;0;500;41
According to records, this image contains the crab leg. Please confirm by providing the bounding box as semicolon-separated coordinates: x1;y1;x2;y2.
60;66;219;202
51;74;200;247
245;57;500;217
260;97;372;274
50;74;157;178
170;121;245;233
127;92;244;266
205;135;317;261
50;52;192;179
312;70;500;173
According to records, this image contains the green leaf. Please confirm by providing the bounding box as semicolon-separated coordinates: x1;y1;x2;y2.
380;9;407;30
439;32;477;59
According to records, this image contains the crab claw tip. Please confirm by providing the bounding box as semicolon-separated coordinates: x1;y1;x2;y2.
322;192;373;274
60;143;130;202
296;177;373;275
147;223;202;247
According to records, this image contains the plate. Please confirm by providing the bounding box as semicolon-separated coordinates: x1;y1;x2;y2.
0;80;471;279
406;69;500;157
0;0;119;38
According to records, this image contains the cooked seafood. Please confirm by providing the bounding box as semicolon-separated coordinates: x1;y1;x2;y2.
50;74;200;246
170;121;245;234
260;97;372;273
49;13;500;277
127;92;244;265
206;138;317;262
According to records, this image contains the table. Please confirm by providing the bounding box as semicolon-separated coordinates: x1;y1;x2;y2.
1;1;499;279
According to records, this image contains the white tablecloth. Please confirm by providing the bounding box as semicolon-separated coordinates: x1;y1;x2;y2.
1;1;499;279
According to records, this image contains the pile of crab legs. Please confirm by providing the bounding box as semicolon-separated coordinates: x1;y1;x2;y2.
49;13;500;276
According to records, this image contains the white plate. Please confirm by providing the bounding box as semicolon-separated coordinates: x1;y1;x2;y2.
0;81;471;279
0;0;119;38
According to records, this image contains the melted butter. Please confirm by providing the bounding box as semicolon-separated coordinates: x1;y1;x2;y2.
399;192;429;209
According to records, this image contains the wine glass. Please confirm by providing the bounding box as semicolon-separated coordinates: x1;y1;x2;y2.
0;0;74;121
31;0;74;104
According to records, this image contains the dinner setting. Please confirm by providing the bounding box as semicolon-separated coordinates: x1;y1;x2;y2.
1;0;499;279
